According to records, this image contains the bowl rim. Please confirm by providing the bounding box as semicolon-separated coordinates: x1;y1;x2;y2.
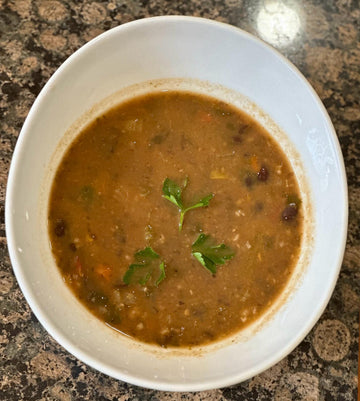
5;15;348;391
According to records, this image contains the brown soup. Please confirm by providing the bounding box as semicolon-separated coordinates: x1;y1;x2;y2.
48;91;302;348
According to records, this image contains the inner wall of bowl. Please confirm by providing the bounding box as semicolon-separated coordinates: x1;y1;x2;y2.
8;17;347;391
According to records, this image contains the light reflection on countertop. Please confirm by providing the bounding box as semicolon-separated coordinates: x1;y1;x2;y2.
256;0;302;47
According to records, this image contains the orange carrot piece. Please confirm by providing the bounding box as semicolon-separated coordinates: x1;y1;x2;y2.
74;255;84;277
95;264;112;280
250;155;260;172
198;111;213;123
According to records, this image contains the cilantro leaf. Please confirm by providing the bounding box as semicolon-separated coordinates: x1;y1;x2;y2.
162;178;214;231
123;247;166;287
191;234;235;274
183;193;214;212
162;178;183;209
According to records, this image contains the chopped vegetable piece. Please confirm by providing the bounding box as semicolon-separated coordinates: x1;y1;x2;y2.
191;234;235;274
162;178;213;230
87;290;108;305
123;247;166;287
198;110;213;123
95;264;112;280
250;155;260;172
210;168;229;180
74;255;84;277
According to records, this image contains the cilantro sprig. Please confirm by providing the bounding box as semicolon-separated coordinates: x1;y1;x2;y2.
162;178;213;231
191;234;235;274
123;179;234;288
123;247;165;287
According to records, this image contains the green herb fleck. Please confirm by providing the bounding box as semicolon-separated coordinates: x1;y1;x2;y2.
191;234;235;274
162;178;213;231
123;247;165;287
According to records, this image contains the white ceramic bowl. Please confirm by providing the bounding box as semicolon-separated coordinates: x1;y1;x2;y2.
5;16;347;391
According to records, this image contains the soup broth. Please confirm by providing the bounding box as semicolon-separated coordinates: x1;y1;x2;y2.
48;91;302;348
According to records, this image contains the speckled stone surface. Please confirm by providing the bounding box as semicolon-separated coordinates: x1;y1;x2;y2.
0;0;359;400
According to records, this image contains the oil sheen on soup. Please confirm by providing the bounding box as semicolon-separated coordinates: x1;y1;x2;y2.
48;91;303;348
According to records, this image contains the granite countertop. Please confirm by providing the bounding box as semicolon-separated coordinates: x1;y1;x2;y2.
0;1;359;400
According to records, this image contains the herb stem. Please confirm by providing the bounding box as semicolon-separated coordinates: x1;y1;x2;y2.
162;178;214;231
179;211;185;231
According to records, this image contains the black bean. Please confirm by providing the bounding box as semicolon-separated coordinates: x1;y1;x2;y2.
282;203;298;221
54;219;66;237
257;166;269;181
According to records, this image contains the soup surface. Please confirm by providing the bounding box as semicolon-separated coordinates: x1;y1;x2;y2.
48;91;302;347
